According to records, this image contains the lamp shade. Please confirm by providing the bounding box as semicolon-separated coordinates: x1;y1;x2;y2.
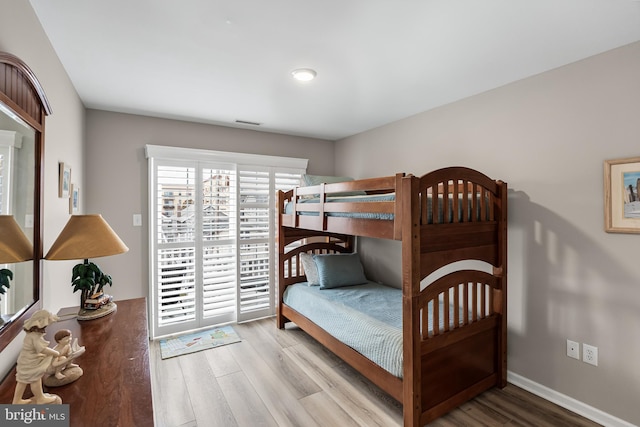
45;214;128;260
0;215;33;263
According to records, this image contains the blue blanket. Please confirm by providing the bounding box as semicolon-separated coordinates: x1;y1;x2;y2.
284;281;467;378
284;281;404;377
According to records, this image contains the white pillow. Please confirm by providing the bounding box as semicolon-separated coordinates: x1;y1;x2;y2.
301;174;365;196
300;252;319;285
302;174;354;186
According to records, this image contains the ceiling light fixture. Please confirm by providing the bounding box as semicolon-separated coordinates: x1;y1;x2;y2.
291;68;317;82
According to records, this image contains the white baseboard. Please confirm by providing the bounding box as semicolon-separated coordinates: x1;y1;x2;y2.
507;371;636;427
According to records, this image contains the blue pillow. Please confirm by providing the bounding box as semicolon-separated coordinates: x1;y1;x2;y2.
313;253;368;289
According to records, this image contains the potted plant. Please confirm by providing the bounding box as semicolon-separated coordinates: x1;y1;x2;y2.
0;269;14;322
0;268;12;300
71;260;113;309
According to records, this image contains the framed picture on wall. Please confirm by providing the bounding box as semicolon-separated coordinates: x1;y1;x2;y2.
69;184;79;214
59;162;71;198
604;156;640;233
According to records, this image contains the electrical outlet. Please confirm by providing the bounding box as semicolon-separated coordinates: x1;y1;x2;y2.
566;339;580;360
583;343;598;366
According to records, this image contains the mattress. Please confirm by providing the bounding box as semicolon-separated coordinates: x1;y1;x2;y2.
284;281;466;379
284;192;488;223
283;281;404;377
285;193;396;220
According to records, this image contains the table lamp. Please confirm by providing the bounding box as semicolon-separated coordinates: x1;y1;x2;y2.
45;214;128;320
0;215;33;321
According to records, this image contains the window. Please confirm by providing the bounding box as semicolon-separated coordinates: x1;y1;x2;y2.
146;145;306;338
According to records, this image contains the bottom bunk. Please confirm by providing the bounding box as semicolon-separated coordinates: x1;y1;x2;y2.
277;244;506;426
284;281;404;378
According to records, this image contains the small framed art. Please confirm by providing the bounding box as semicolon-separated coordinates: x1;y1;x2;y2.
604;156;640;233
69;184;79;214
59;162;71;198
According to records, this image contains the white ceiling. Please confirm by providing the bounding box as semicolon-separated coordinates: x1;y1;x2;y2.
29;0;640;141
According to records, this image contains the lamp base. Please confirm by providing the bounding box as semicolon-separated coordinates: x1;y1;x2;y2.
77;301;117;321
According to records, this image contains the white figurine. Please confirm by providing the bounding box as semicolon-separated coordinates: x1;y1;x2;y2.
12;310;62;404
44;328;85;386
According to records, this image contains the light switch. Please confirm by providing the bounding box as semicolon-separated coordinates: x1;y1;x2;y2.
25;214;34;228
133;214;142;227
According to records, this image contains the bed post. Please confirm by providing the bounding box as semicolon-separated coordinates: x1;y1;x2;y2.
393;172;405;240
276;190;287;329
401;175;422;427
496;180;508;387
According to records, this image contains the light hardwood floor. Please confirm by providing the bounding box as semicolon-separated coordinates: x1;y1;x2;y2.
150;317;601;427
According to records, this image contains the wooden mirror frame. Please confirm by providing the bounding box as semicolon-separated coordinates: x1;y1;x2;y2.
0;52;51;352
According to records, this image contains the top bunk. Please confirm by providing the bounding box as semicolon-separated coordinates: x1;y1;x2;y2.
277;167;507;242
278;173;404;239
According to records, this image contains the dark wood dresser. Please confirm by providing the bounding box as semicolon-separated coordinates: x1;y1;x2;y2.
0;298;154;427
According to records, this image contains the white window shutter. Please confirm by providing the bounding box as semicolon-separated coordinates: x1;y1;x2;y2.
147;145;305;338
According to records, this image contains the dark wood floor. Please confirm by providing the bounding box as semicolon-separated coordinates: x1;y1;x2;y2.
150;317;601;427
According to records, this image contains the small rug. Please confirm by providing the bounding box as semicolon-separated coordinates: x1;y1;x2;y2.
159;325;241;359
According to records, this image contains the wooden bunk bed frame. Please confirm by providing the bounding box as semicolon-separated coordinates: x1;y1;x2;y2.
276;167;508;426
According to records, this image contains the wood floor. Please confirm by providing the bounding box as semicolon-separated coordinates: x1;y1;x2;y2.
150;317;601;427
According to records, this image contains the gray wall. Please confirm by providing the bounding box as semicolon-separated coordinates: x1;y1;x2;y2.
0;0;86;374
336;41;640;426
85;110;334;302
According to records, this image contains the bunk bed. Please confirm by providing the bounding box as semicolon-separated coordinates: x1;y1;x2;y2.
276;167;508;427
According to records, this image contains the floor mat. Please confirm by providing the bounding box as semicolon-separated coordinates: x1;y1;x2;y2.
159;325;241;359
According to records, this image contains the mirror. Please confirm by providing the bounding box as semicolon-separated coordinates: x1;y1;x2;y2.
0;52;51;352
0;107;35;323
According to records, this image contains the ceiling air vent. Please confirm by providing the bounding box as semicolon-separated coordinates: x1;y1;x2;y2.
235;119;261;126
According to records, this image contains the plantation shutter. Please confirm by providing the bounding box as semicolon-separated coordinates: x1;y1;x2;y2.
237;167;271;321
0;152;5;214
236;168;304;321
201;167;237;324
147;145;306;338
153;162;199;335
0;138;19;215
